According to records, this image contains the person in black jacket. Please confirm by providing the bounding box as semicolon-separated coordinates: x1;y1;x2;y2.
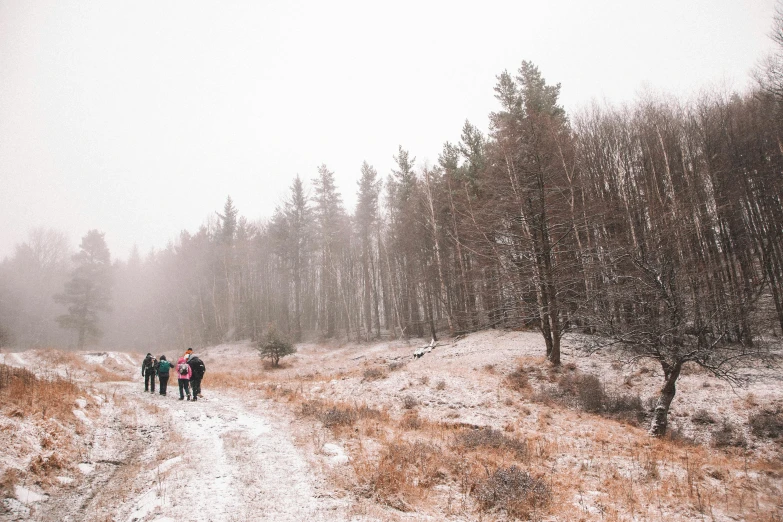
187;354;206;401
142;353;157;393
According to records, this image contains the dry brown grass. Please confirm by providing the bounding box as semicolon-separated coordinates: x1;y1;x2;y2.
239;358;783;521
0;468;20;499
0;363;82;420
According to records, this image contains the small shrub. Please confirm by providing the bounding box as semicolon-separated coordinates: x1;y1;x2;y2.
455;428;528;459
388;361;405;372
402;395;419;409
400;410;423;430
435;379;446;391
472;465;550;520
712;421;747;448
749;410;783;439
355;404;386;421
321;406;357;428
299;399;325;418
358;440;442;506
691;409;717;425
0;468;19;498
29;453;67;475
605;393;646;424
506;367;530;391
255;325;296;367
483;364;496;374
667;425;698;446
576;375;605;413
300;400;384;429
418;375;430;386
362;367;388;382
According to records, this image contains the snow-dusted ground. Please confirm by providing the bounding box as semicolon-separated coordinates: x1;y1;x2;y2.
2;331;782;521
120;388;347;522
1;350;349;522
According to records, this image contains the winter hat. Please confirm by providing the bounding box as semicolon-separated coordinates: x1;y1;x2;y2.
146;353;152;357
160;355;167;361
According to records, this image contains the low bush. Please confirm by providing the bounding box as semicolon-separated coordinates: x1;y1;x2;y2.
435;379;446;391
0;363;81;420
748;409;783;439
472;465;550;520
299;399;385;429
357;440;443;508
506;367;530;391
711;421;747;448
321;406;357;428
455;428;528;459
402;395;419;409
691;409;717;425
531;370;646;425
388;361;405;372
0;468;19;499
400;410;423;430
362;367;388;382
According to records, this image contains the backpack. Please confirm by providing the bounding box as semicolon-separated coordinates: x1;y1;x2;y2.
189;357;205;379
178;363;189;376
158;360;171;374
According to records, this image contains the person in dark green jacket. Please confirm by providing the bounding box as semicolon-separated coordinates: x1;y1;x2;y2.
157;355;172;396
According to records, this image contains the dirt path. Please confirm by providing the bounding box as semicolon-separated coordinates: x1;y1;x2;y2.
100;384;347;522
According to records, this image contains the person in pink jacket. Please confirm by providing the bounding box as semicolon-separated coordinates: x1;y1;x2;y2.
176;355;192;401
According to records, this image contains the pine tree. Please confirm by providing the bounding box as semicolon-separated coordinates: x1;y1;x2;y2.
55;230;113;349
356;162;382;339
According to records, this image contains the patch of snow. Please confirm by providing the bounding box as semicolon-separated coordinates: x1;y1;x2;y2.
321;443;349;465
154;456;181;474
72;409;92;425
1;498;30;518
56;476;75;485
78;462;94;475
83;354;107;365
15;485;48;504
74;398;87;409
125;488;159;522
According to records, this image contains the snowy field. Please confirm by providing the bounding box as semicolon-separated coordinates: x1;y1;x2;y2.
1;330;782;521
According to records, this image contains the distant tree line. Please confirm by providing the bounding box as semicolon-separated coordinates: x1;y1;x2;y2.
1;63;781;356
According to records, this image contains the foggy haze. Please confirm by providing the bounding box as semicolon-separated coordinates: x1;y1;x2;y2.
0;0;777;261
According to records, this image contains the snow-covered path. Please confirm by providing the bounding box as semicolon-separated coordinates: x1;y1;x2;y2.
120;387;347;522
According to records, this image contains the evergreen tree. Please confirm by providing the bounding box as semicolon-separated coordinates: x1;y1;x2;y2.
55;230;113;349
355;162;382;339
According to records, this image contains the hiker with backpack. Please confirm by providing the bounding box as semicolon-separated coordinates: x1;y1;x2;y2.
176;355;192;401
157;355;171;396
187;353;206;401
142;353;157;393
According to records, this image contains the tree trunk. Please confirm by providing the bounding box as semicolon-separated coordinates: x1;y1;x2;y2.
650;361;682;436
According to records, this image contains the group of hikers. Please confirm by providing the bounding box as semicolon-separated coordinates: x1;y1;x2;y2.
141;348;206;401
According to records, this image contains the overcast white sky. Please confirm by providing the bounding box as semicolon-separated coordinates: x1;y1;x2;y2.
0;0;777;261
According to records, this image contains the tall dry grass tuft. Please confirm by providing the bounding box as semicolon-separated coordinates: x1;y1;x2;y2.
472;465;550;520
0;363;81;420
354;439;444;511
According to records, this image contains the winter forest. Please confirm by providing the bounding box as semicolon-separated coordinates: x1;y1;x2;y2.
2;15;783;411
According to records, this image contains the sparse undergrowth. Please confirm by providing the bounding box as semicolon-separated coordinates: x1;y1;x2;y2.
528;367;648;426
472;465;550;520
257;356;783;522
0;363;81;419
